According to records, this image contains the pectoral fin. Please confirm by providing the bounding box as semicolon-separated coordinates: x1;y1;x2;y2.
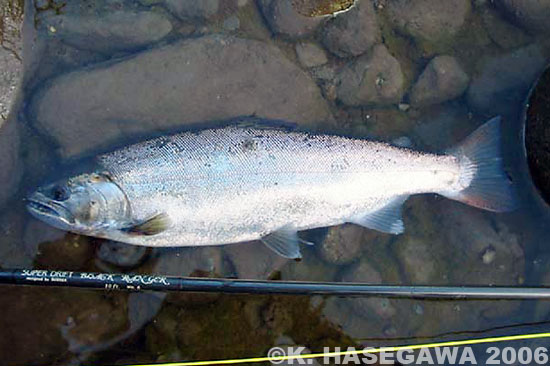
349;196;408;234
122;213;171;236
261;225;303;259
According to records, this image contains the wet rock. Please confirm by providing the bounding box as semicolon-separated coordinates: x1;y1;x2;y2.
295;42;327;68
322;253;425;339
22;218;66;263
386;0;470;48
280;248;339;281
39;11;173;54
411;103;475;150
336;44;404;106
444;204;525;289
65;292;165;357
0;11;22;120
34;233;95;271
496;0;550;35
31;35;333;158
262;301;293;334
0;286;129;365
0;209;31;268
393;237;442;284
0;119;21;207
224;241;289;279
257;0;324;38
397;197;525;323
322;0;380;57
467;44;546;114
223;15;241;31
361;108;414;141
0;2;22;208
409;55;469;107
154;246;224;276
96;241;149;269
318;224;364;265
341;259;396;319
481;7;531;49
164;0;219;20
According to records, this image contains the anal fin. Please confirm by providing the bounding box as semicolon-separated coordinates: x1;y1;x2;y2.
261;225;303;259
349;196;408;234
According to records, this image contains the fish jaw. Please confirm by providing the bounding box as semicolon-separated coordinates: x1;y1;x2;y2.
26;191;77;232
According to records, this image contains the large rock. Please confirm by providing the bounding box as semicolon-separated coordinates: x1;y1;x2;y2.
496;0;550;35
0;119;21;206
257;0;324;38
322;0;380;57
224;241;289;279
39;10;173;54
318;224;364;265
30;35;333;158
0;287;129;365
336;44;404;106
386;0;470;47
0;0;23;208
164;0;219;20
467;44;546;113
409;55;469;107
295;42;327;68
481;6;531;50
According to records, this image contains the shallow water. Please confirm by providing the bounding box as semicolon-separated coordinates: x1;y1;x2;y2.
2;0;550;365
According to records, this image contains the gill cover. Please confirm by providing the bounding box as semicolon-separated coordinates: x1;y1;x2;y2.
27;172;133;234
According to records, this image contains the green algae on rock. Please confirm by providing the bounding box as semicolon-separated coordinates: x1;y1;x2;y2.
322;0;380;58
257;0;325;38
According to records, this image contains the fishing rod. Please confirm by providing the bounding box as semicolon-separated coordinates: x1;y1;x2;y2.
1;268;550;299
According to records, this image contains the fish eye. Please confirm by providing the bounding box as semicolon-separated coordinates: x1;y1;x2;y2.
51;185;70;201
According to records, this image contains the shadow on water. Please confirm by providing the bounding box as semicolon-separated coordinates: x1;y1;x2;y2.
2;0;550;365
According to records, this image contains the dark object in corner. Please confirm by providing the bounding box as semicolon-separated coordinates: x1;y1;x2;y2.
525;65;550;205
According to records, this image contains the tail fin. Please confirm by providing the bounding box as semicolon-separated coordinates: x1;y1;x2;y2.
442;116;518;212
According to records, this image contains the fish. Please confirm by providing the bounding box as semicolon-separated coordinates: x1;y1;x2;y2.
27;116;517;259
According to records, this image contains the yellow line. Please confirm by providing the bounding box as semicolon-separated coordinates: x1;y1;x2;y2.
127;331;550;366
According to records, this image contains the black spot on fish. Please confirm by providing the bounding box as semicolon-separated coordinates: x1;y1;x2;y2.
242;139;257;151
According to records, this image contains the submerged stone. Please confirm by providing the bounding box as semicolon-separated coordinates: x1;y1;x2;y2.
336;44;404;106
224;241;289;279
410;55;470;107
31;35;333;158
387;0;471;47
467;44;546;114
295;42;327;68
318;224;364;265
39;11;174;54
0;119;21;207
322;0;380;58
257;0;324;38
496;0;550;35
164;0;219;20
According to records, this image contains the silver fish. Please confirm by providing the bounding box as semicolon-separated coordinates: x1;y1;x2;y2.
27;117;516;258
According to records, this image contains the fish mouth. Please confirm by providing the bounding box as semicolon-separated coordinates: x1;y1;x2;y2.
26;194;75;225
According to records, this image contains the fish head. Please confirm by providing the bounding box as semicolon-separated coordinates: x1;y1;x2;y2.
27;172;131;234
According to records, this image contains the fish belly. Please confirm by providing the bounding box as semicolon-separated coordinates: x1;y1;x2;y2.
99;127;459;247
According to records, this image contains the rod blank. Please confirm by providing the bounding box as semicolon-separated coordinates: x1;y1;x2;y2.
1;269;549;299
